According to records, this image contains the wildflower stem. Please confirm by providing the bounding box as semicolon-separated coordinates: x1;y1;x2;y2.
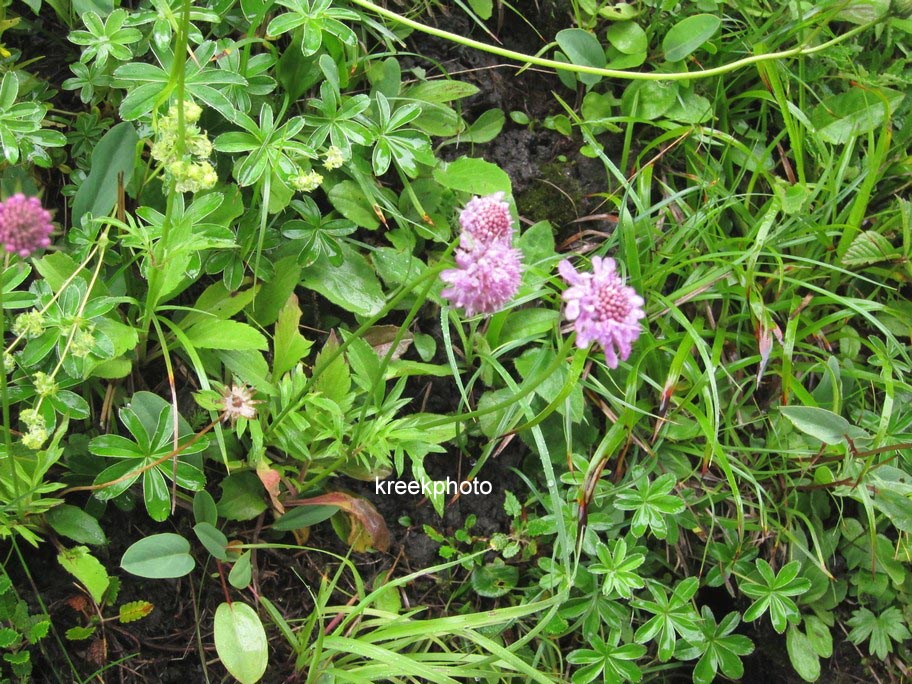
0;252;22;515
347;0;878;82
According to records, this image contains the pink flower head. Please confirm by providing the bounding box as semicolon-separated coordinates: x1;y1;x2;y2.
559;256;645;369
459;192;513;247
441;241;522;317
0;194;53;258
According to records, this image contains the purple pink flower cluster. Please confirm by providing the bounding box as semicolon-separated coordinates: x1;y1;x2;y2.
440;192;522;317
0;194;53;258
441;193;646;367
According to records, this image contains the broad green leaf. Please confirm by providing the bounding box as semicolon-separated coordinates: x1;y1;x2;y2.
214;602;268;684
328;180;380;230
184;319;268;351
433;156;511;195
662;14;721;62
194;522;229;560
787;625;821;682
299;243;386;317
229;550;253;589
120;533;195;578
272;505;339;531
193;490;218;526
404;80;479;103
620;80;678;120
471;561;519;598
272;294;313;378
457;108;505;144
810;87;904;144
606;21;646;55
217;471;267;521
58;546;110;604
467;0;492;19
71;122;138;228
46;505;107;546
555;28;606;86
779;406;870;446
842;230;901;267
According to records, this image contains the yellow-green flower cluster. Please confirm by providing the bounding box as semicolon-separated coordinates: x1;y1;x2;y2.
291;169;323;193
12;310;45;338
151;101;217;194
33;371;57;398
69;324;96;358
323;145;345;170
1;351;14;374
19;409;47;450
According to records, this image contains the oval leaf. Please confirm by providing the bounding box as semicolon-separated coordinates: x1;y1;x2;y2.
779;406;870;446
214;602;268;684
662;14;721;62
121;533;195;578
46;505;107;546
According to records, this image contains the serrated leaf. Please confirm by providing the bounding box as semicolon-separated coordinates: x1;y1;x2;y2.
119;600;154;623
0;627;19;648
65;625;97;641
842;230;901;267
184;319;268;351
58;546;110;604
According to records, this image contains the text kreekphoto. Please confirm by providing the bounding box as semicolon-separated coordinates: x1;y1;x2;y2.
375;477;493;496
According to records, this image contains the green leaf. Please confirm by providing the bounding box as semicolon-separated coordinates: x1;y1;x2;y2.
405;80;479;103
662;14;721;62
184;319;268;351
779;406;871;446
327;180;380;230
65;625;97;641
810;87;904;145
217;471;267;521
787;625;821;682
842;230;901;267
606;21;647;55
471;561;519;598
433;156;511;196
193;490;218;526
273;294;313;378
299;243;386;317
46;505;107;546
194;522;229;560
119;600;154;623
71;122;138;228
58;546;110;604
458;108;505;144
620;80;678;120
272;505;339;531
555;29;606;86
229;551;253;589
214;602;268;684
467;0;492;19
0;627;19;648
120;533;195;579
